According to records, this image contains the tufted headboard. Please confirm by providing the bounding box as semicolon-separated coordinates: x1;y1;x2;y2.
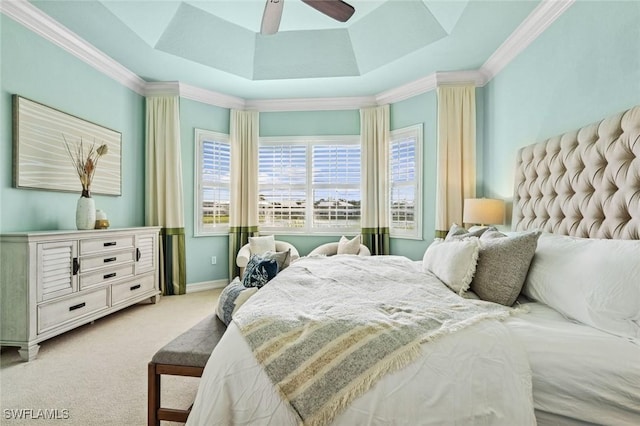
512;105;640;239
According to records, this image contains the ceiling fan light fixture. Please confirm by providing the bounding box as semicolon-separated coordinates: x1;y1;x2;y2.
261;0;284;35
260;0;355;35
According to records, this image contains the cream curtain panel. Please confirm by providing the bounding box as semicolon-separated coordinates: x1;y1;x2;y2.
145;96;186;295
435;85;476;238
360;104;390;255
229;110;259;280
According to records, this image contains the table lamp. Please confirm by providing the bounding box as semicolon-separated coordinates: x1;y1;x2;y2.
463;198;505;226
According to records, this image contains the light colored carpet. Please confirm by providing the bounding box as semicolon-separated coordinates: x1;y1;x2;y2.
0;289;221;425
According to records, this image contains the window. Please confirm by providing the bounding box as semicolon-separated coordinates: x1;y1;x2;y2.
259;136;361;233
389;124;422;239
195;129;230;236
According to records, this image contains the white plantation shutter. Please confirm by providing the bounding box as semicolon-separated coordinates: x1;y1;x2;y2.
258;137;361;233
312;144;361;230
259;144;307;229
196;130;230;235
390;125;422;238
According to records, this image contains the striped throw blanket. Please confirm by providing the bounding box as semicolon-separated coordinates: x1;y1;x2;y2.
233;255;518;426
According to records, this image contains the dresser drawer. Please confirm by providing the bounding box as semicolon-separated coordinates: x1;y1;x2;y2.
111;274;156;306
38;287;109;333
80;249;135;272
80;235;135;255
80;264;134;289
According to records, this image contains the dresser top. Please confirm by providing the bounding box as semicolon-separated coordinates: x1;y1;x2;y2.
1;226;161;242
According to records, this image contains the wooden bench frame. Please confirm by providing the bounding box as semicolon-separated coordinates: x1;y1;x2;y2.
147;362;204;425
147;314;226;425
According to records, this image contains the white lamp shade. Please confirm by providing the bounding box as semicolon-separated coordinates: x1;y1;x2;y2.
463;198;505;225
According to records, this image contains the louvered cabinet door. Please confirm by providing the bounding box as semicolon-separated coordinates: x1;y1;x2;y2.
36;240;78;302
134;232;157;275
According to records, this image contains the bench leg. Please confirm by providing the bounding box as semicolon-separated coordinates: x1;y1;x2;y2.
148;362;160;426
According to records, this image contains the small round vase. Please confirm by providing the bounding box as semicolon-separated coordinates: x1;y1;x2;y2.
76;196;96;230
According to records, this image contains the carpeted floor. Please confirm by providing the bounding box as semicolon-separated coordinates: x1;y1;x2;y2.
0;289;221;425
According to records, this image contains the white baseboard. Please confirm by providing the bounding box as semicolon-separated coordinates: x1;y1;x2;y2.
186;279;228;293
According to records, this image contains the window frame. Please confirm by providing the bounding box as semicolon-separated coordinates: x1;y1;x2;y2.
389;124;423;240
194;128;231;237
258;135;361;235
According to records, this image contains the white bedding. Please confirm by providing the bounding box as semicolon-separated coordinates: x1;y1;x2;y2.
505;299;640;425
188;320;535;426
187;256;535;426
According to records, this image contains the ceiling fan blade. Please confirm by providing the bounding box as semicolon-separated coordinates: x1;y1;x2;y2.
261;0;284;35
301;0;355;23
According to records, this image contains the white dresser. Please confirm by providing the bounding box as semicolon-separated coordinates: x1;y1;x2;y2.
0;226;161;361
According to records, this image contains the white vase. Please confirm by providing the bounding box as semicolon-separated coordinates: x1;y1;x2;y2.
76;196;96;230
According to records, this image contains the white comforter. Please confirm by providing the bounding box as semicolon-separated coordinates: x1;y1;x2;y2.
505;300;640;425
187;256;535;426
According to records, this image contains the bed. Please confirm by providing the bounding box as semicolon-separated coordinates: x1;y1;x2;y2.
187;105;640;426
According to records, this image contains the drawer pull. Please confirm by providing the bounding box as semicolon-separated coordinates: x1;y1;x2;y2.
136;248;141;261
69;302;86;311
130;284;141;291
104;257;117;263
104;272;117;279
103;241;117;247
73;258;79;275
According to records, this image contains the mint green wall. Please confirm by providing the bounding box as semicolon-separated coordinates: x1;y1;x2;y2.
179;98;230;284
483;1;640;224
389;91;437;260
0;16;145;233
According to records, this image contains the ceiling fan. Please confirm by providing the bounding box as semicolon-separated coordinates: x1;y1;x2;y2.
261;0;356;35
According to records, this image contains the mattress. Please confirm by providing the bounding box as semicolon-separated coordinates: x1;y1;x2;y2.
504;299;640;425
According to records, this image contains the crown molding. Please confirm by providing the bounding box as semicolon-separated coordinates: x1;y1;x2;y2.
375;70;486;105
376;73;438;105
0;0;147;95
245;96;378;112
2;0;573;110
480;0;575;82
144;82;180;97
178;83;246;110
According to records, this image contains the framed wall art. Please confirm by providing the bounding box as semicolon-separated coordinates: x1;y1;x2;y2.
12;95;122;196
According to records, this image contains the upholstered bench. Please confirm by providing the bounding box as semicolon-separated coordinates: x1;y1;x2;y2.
148;314;226;425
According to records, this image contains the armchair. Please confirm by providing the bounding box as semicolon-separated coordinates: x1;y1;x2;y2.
308;242;371;257
236;240;300;277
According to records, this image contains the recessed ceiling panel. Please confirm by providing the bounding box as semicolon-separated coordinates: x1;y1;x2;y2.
101;1;181;47
155;3;255;79
254;29;359;80
349;0;448;74
424;0;469;34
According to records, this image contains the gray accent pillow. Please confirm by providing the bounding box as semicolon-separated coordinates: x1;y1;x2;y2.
470;230;541;306
262;249;291;271
445;224;497;241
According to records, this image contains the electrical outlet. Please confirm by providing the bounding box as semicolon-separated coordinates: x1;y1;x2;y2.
211;256;217;265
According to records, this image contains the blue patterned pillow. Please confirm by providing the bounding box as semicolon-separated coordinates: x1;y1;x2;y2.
216;278;258;325
242;254;279;288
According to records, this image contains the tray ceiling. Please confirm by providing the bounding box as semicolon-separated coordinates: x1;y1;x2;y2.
29;0;541;99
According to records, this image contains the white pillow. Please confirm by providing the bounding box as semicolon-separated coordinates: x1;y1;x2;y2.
524;233;640;341
337;235;361;255
422;238;480;295
249;235;276;255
